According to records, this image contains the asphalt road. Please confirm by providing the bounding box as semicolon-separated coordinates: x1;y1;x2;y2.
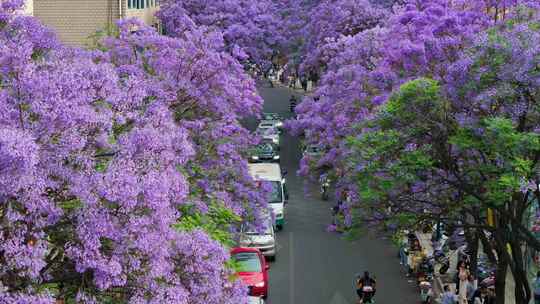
248;82;419;304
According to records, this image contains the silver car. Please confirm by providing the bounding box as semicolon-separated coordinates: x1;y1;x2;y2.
303;144;323;158
249;296;265;304
256;125;280;146
262;112;284;129
240;218;276;261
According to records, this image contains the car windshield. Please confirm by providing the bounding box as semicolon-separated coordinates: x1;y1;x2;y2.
263;113;279;120
259;123;274;128
245;220;272;235
233;252;262;272
256;144;274;153
268;181;283;203
260;128;277;136
307;146;320;153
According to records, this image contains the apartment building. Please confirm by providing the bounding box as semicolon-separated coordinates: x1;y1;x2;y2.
33;0;159;46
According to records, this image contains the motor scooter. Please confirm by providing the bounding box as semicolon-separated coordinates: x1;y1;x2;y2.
359;286;375;304
416;257;434;285
419;281;432;304
320;177;330;200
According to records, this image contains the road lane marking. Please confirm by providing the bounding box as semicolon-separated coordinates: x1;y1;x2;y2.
289;232;294;304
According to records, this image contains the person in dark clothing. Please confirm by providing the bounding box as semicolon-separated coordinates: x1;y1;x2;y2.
356;271;376;303
471;285;488;304
289;95;297;112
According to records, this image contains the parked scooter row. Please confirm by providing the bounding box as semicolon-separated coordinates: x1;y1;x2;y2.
398;226;498;303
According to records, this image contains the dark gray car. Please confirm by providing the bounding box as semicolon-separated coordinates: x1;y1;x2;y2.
250;143;280;163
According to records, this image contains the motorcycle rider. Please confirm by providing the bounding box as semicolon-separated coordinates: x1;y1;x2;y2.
319;172;330;200
289;95;297;112
356;271;376;303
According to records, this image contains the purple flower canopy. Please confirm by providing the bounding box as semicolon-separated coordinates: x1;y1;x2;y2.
287;0;540;226
0;2;269;303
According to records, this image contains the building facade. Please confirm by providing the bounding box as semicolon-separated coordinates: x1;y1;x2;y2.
33;0;159;46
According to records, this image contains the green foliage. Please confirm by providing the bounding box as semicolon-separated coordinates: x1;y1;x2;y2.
382;78;443;127
174;202;241;246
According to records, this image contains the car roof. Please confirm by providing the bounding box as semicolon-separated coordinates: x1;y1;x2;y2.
248;163;282;181
257;142;276;148
231;247;262;254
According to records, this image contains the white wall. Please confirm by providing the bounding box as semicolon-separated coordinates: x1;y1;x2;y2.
24;0;33;15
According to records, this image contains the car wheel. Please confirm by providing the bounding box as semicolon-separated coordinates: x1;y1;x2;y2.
268;254;276;262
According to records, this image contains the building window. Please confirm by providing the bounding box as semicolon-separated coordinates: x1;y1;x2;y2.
128;0;158;9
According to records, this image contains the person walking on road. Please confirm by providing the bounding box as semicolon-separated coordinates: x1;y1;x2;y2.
466;275;476;304
456;261;470;304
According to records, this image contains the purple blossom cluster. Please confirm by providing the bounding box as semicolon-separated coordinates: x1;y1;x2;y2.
0;1;268;303
157;0;286;71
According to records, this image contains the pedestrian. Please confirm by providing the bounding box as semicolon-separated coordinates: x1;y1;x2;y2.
486;286;495;304
534;271;540;304
466;275;476;304
457;260;470;304
471;284;489;304
398;233;408;268
441;285;457;304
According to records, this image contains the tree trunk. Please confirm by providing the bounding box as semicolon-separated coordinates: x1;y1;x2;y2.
510;230;532;303
465;228;479;276
495;253;507;304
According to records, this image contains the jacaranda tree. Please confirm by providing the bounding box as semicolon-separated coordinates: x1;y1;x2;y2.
0;1;268;302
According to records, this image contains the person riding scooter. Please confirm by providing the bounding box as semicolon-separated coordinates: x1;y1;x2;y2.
319;173;330;200
289;95;297;112
356;271;376;303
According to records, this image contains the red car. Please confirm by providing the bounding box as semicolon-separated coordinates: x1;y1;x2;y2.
231;247;269;298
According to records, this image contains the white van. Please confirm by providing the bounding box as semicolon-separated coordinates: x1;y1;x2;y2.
248;163;288;230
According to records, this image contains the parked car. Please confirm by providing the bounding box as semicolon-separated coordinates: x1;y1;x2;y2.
250;143;280;163
240;217;276;261
303;144;323;158
249;296;265;304
262;113;283;129
256;125;280;146
231;247;269;298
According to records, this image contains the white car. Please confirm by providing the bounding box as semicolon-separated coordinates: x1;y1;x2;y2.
256;125;280;145
240;218;276;261
249;296;265;304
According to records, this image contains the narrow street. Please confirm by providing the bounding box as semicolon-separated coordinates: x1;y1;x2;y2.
247;83;419;304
